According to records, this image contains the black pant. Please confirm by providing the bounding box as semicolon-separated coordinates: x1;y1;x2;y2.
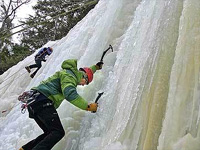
29;58;42;77
22;94;65;150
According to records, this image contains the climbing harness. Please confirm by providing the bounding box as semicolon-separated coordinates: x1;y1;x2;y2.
18;90;40;114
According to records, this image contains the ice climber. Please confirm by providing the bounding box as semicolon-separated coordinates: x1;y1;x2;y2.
25;47;53;78
19;59;104;150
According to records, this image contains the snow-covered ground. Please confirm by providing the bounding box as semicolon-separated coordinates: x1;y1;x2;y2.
0;0;200;150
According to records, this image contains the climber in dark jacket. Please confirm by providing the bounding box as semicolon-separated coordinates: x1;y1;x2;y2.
25;47;53;78
19;59;103;150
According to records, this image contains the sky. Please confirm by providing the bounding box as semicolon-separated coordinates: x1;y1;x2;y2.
12;0;37;43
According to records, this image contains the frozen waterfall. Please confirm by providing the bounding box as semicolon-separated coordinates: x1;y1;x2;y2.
0;0;200;150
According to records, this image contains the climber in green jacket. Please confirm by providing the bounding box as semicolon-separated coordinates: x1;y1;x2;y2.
19;59;103;150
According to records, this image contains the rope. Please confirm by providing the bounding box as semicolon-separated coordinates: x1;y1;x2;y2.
0;1;98;88
0;0;98;85
0;0;98;40
0;42;57;90
1;102;21;114
0;60;34;90
0;1;86;35
0;0;99;114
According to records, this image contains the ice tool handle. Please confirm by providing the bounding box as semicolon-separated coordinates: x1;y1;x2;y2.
95;92;104;103
92;92;104;113
100;45;113;62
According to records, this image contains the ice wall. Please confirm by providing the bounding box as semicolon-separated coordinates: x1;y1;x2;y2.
0;0;200;150
158;0;200;150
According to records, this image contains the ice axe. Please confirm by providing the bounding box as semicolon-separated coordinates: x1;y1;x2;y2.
92;92;104;113
100;45;113;62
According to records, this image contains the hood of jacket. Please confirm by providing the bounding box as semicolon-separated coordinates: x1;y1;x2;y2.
61;59;83;83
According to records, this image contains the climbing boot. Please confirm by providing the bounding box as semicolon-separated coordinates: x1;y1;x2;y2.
30;73;35;78
25;66;31;73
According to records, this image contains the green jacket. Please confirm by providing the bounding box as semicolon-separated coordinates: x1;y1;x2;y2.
32;59;97;110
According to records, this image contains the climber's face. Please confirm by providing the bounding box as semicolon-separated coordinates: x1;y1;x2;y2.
79;78;87;86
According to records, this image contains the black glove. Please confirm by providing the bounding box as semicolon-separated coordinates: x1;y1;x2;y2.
96;61;104;70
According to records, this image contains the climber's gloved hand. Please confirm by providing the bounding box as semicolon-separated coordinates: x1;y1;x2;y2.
96;61;104;70
87;103;98;112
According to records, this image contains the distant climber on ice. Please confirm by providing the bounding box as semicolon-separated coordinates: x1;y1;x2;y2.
19;59;103;150
25;47;53;78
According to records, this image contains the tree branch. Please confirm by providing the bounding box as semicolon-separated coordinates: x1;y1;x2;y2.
0;0;99;40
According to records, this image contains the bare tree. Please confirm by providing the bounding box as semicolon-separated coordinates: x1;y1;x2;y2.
0;0;31;75
0;0;31;50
